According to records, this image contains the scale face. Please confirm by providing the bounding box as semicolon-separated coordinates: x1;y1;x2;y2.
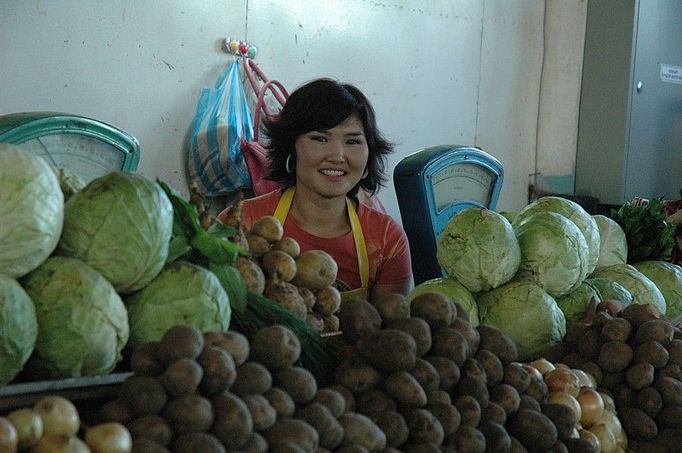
0;112;140;183
394;145;504;284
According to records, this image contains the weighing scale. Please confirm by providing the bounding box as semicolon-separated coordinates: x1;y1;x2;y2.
0;112;140;182
394;145;504;285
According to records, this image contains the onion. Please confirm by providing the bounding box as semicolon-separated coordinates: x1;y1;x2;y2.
577;387;604;428
544;368;580;397
85;422;132;453
599;391;616;413
0;416;18;453
30;434;90;453
589;423;617;453
579;428;601;451
595;410;627;449
572;368;596;389
528;358;555;375
6;408;43;449
521;364;543;381
33;396;80;437
548;391;582;421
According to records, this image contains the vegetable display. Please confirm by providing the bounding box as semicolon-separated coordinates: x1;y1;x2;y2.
0;275;38;386
0;143;64;279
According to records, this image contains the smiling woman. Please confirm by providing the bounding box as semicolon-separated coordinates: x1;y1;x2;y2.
218;78;412;304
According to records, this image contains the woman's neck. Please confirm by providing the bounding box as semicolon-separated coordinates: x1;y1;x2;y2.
289;186;351;238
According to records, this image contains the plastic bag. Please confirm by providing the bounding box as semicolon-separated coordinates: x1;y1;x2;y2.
187;59;253;196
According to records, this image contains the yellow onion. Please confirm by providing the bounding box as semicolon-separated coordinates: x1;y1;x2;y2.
548;391;582;421
579;428;601;451
85;422;132;453
589;423;617;453
33;396;80;437
544;368;581;397
577;387;604;428
6;408;42;449
528;358;555;376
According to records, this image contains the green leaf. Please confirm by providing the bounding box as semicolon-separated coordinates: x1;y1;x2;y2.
166;235;192;264
191;229;244;265
157;179;201;238
208;263;248;313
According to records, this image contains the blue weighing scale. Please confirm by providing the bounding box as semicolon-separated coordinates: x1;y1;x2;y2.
394;145;504;285
0;112;140;183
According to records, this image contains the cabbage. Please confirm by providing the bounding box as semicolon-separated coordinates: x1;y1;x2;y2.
513;196;600;275
514;212;590;298
437;207;521;293
57;172;173;293
477;280;566;360
125;261;231;348
593;215;627;271
408;276;479;326
632;261;682;323
591;264;666;315
584;277;634;305
0;274;38;385
556;282;600;322
20;256;129;378
0;143;64;278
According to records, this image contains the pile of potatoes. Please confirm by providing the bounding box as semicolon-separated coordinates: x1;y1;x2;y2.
234;215;342;333
553;303;682;451
328;291;602;452
0;394;132;452
97;323;404;452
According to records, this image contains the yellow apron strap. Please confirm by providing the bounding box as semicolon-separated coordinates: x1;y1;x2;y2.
273;187;370;297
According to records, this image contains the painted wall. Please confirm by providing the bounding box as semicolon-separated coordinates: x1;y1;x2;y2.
0;0;587;222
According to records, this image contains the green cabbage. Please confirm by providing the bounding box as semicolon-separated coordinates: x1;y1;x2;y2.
57;172;173;293
556;282;600;322
593;215;627;271
477;280;566;360
591;264;666;315
514;211;590;298
408;276;479;326
0;274;38;385
437;207;521;294
125;261;231;348
513;196;600;275
585;277;634;305
632;261;682;323
0;143;64;278
21;257;129;378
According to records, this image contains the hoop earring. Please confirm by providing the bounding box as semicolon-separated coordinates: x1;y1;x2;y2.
285;154;295;174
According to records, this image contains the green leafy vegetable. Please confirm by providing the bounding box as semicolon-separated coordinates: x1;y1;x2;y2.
0;274;38;385
610;198;675;263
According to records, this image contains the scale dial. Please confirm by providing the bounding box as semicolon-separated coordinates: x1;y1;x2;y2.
18;134;126;183
431;162;495;212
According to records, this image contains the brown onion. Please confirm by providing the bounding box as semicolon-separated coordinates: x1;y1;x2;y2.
0;417;18;453
544;368;580;397
577;387;604;428
528;358;555;376
548;391;582;421
33;396;80;437
85;422;132;453
579;428;601;451
6;408;42;449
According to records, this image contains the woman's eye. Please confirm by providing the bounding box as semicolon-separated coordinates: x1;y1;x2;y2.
311;135;327;142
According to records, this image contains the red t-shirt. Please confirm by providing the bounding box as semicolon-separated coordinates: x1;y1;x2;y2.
227;189;412;292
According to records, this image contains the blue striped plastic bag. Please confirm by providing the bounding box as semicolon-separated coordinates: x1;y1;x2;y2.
188;59;254;196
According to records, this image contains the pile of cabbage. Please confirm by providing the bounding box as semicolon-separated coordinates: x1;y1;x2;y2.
430;196;682;360
0;143;231;385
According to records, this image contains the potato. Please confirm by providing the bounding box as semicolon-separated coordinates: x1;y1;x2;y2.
127;414;172;446
130;341;163;377
160;358;203;397
384;371;427;407
373;293;410;324
451;318;480;358
655;406;682;429
171;432;225;453
475;349;504;387
426;403;461;437
356;329;417;371
312;388;346;418
292;250;338;291
275;366;318;404
431;327;468;366
297;286;316;311
621;303;662;327
633;340;669;368
507;409;558;450
636;386;663;418
232;362;273;395
296;403;344;450
235;256;266;294
489;383;521;416
328;384;356;413
162;395;214;434
540;403;578;441
452;395;481;427
477;324;518;364
518;394;541;412
619;407;658;441
338;412;386;451
264;279;308;318
263;387;296;418
250;324;301;370
272;236;301;258
354;389;397;416
387;317;432;357
158;324;204;364
323;314;340;332
197;345;237;395
210;393;253;449
503;362;531;393
98;399;132;424
262;250;297;281
524;375;549;403
410;292;456;328
119;376;168;416
131;437;171;453
653;376;682;406
204;330;250;366
634;319;674;346
626;362;655;390
578;329;603;360
337;298;382;343
481;401;507;426
262;418;319;452
368;410;409;448
455;376;489;407
445;425;485;453
598;341;633;372
424;356;460;391
479;421;512;452
246;231;271;257
402;408;445;445
600;317;633;343
666;338;682;365
427;389;451;406
250;215;284;243
314;286;341;316
242;394;276;431
409;358;441;395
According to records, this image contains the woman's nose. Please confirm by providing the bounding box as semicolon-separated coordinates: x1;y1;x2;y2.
326;140;346;162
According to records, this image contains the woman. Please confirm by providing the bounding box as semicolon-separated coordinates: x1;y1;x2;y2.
219;78;412;303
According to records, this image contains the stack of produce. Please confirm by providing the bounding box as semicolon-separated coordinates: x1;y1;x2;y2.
0;394;132;452
552;303;682;451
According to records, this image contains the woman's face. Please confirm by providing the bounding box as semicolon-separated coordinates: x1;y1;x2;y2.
293;114;369;198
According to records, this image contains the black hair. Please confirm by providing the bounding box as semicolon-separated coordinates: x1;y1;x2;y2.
262;78;393;197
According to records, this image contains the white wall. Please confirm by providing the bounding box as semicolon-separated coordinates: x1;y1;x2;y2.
0;0;587;222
